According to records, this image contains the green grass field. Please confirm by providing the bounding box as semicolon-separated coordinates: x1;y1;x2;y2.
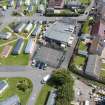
35;85;52;105
0;77;33;105
0;40;29;66
82;20;90;34
79;41;87;51
80;0;91;4
73;55;86;67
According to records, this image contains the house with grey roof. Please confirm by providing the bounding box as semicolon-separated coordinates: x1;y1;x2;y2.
0;95;20;105
43;19;76;47
0;80;8;94
85;54;101;77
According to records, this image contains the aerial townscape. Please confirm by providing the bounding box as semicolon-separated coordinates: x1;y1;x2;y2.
1;0;105;105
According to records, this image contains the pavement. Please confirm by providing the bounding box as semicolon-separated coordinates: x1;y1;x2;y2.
74;78;93;101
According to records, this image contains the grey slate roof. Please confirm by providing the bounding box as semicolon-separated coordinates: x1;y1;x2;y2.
44;20;75;43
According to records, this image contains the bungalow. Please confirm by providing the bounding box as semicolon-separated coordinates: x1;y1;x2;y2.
12;38;24;55
0;95;20;105
0;80;8;94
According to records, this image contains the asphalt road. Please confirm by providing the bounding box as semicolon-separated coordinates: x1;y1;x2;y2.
0;67;54;105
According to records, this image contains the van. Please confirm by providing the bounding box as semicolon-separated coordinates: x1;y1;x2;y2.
41;74;51;84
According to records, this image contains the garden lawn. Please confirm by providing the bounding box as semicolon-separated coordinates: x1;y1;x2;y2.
0;77;33;105
80;0;91;4
74;55;86;66
100;70;105;78
82;20;90;34
35;85;52;105
79;41;87;51
0;39;29;65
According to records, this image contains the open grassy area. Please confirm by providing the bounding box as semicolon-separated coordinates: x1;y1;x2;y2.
0;39;29;66
0;77;33;105
82;20;90;34
73;55;86;67
80;0;91;4
35;85;52;105
101;63;105;70
100;70;105;78
79;41;87;51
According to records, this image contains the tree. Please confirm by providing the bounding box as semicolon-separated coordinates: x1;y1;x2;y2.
49;69;74;105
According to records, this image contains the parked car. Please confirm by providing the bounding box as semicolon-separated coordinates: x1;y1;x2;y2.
41;74;51;84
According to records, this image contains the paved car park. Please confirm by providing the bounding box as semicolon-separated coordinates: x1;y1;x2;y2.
32;45;65;68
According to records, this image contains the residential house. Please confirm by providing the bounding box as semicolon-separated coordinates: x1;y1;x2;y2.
0;80;8;94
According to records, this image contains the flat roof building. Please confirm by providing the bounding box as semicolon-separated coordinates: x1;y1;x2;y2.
12;38;24;55
43;20;76;46
0;95;20;105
